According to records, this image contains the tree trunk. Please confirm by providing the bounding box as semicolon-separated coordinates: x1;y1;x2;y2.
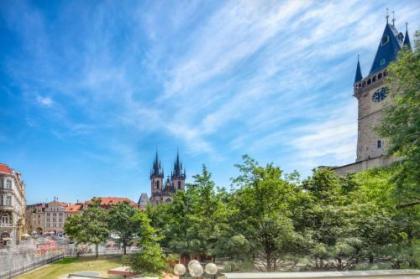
266;252;271;271
337;258;342;270
95;243;99;258
123;242;127;255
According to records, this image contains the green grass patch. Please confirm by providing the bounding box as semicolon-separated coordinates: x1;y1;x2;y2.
16;256;123;279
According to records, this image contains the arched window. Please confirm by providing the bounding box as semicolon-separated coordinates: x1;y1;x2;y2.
156;180;160;190
378;73;383;79
178;181;181;189
381;35;389;46
377;140;382;148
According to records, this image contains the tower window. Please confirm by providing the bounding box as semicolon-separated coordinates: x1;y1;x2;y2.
381;35;389;45
156;181;160;189
380;58;386;66
178;181;181;189
377;140;382;148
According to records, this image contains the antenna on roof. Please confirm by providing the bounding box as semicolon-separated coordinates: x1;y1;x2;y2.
386;8;389;24
392;10;395;26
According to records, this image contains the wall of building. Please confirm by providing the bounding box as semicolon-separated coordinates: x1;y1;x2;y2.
355;73;393;162
333;155;398;176
0;167;26;246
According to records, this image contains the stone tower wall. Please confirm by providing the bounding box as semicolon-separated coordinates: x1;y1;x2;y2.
355;70;392;162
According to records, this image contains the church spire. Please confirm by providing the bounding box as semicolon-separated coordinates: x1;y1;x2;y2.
150;150;164;179
354;55;363;83
403;23;412;50
369;20;402;74
171;149;186;179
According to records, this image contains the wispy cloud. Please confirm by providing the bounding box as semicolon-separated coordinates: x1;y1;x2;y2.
1;0;419;179
36;96;54;107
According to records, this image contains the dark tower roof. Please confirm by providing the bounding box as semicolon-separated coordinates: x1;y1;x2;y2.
403;24;412;50
369;22;404;74
172;150;186;179
150;151;164;179
354;57;363;83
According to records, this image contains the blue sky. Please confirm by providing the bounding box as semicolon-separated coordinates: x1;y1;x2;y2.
1;0;419;204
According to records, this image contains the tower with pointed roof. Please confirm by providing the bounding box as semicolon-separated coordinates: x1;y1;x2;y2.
333;14;412;175
149;151;164;204
171;151;186;192
144;150;186;205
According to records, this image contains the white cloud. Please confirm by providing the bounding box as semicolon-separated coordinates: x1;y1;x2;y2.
4;0;420;173
36;96;54;107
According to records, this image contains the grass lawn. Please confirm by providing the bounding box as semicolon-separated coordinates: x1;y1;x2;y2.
16;256;124;279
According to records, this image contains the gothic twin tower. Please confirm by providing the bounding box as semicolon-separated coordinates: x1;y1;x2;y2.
138;151;186;206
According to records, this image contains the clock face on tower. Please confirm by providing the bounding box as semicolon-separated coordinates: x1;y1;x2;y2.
372;87;388;102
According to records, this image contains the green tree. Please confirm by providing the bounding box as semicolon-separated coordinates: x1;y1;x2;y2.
64;198;109;258
378;31;420;208
302;168;358;270
230;155;301;271
128;211;166;275
108;202;140;255
149;165;230;260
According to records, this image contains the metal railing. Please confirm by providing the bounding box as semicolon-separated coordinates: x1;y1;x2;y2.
0;253;64;279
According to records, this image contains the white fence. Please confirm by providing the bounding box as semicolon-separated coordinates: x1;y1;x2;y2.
224;270;420;279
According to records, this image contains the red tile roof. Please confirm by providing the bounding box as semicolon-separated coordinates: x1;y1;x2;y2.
65;203;83;213
95;197;138;208
0;163;12;175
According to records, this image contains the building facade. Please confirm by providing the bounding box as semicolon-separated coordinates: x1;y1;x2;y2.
333;18;412;175
0;163;26;246
139;151;186;206
26;199;76;235
26;197;137;234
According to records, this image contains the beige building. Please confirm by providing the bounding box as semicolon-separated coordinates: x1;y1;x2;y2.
333;19;411;175
26;199;83;235
0;163;26;246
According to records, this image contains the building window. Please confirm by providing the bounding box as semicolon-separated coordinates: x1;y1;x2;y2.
1;215;10;225
380;58;386;66
381;35;389;45
178;181;181;189
5;180;12;189
156;180;160;189
377;140;382;148
6;196;11;206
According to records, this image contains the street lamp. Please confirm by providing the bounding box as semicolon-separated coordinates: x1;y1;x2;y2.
174;260;219;278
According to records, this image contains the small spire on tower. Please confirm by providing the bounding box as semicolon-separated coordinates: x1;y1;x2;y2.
403;22;412;50
392;10;395;26
386;8;389;24
354;55;363;84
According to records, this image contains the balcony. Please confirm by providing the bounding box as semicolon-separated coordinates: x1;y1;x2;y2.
0;204;14;211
